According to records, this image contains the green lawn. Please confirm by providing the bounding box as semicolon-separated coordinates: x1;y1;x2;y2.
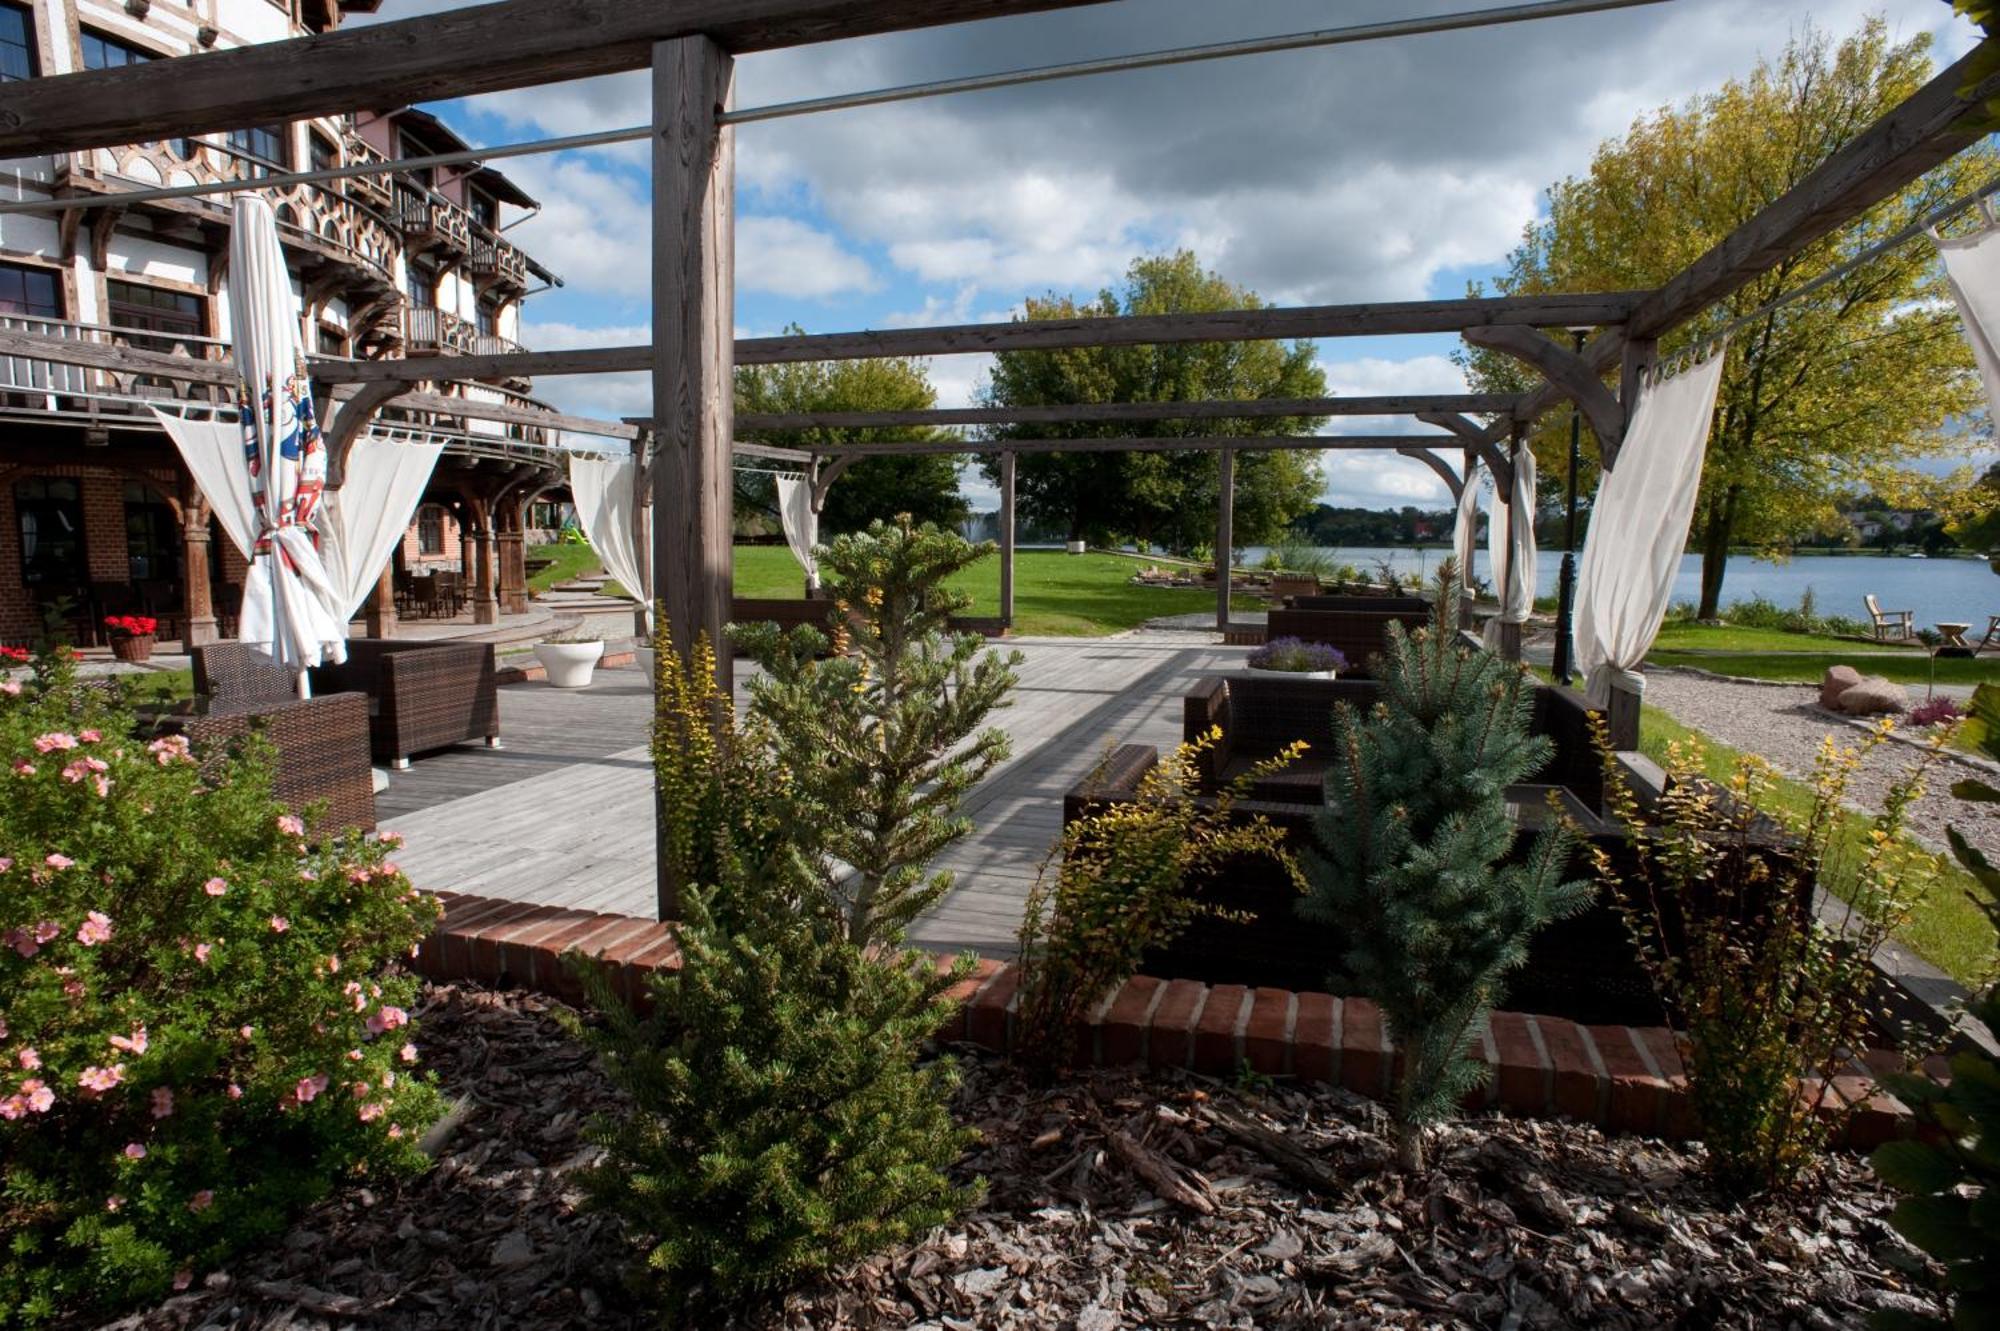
732;545;1259;637
1645;621;2000;686
525;542;605;596
1638;703;1998;985
1651;623;1907;654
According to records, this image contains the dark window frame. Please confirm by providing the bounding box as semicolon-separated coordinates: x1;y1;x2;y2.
106;279;205;338
15;477;88;588
0;2;35;83
0;261;61;319
416;505;445;556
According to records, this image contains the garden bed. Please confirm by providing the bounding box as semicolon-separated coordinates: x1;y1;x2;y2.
106;983;1946;1330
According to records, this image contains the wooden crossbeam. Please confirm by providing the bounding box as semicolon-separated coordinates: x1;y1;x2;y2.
0;0;1122;156
805;433;1455;457
737;392;1516;431
379;389;641;441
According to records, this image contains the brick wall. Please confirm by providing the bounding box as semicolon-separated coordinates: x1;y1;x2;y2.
401;504;463;571
0;462;183;642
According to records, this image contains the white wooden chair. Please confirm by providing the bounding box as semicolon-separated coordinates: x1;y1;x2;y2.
1975;614;2000;654
1865;594;1914;642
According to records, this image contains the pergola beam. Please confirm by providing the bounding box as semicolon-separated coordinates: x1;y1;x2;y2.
803;433;1456;457
0;0;1122;156
737;392;1516;431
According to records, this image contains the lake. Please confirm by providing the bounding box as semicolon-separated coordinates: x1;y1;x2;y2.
1236;545;2000;630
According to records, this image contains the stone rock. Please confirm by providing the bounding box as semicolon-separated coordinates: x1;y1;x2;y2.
1820;665;1863;709
1836;676;1908;716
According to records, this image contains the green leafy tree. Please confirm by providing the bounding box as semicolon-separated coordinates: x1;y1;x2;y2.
1301;563;1589;1170
979;251;1327;552
567;879;977;1325
1462;20;1994;617
735;518;1021;947
736;340;967;537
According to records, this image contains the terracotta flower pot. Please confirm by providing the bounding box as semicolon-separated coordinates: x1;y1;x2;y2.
110;634;156;663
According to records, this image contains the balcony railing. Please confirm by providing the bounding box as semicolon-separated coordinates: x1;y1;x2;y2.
341;135;395;210
392;183;472;255
0;314;234;416
467;229;530;290
404;307;525;363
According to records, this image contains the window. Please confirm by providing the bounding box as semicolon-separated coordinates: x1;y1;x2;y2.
309;133;337;176
416;505;444;555
467;191;496;230
227;125;289;177
0;262;59;318
123;481;177;583
15;478;87;587
475;303;497;337
316;323;345;356
0;3;34;83
407;264;436;311
398;131;434;187
81;30;193;157
107;280;204;337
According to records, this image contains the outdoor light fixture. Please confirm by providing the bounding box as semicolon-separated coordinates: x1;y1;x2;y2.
1551;326;1589;686
83;426;110;448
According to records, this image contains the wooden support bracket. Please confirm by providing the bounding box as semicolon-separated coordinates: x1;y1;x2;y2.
1395;445;1465;503
810;454;857;511
1413;411;1511;491
1462;323;1625;457
323;380;406;486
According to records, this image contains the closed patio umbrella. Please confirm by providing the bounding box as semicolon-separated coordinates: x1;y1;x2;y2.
229;195;346;693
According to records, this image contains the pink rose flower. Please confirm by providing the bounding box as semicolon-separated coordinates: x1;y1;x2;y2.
194;943;212;964
148;735;192;765
0;680;19;697
150;1087;174;1119
11;761;33;776
7;930;37;959
358;1102;384;1123
79;729;100;743
294;1074;328;1104
17;1048;39;1070
109;1027;147;1055
45;853;73;870
76;911;110;945
187;1189;212;1212
387;1123;404;1139
32;732;76;754
79;1064;125;1094
238;1025;254;1041
172;1269;191;1292
32;921;58;944
105;1195;124;1212
269;915;289;933
122;1142;146;1159
365;1005;410;1035
276;814;305;837
351;1080;371;1099
22;1079;52;1113
202;877;227;897
345;1048;363;1061
0;1095;23;1120
0;857;11;872
226;1083;242;1100
399;1043;418;1064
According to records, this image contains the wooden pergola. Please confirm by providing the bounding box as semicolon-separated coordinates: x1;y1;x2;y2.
1;0;1992;916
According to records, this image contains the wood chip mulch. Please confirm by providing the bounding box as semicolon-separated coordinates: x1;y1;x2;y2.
103;983;1950;1330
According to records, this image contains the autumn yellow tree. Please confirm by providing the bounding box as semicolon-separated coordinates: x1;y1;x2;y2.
1463;20;1994;617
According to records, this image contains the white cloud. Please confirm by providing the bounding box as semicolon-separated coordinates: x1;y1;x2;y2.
1319;453;1456;510
737;215;879;298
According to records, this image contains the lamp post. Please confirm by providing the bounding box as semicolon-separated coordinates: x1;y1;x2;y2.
1552;326;1587;686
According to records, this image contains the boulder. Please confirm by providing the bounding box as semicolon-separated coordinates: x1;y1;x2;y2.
1835;676;1909;716
1820;665;1863;709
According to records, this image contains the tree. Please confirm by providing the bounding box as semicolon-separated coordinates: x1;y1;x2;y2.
736;340;968;537
1301;564;1589;1171
979;252;1327;553
735;519;1021;948
1462;21;1993;618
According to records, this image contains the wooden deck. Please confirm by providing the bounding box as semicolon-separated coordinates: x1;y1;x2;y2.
379;631;1248;956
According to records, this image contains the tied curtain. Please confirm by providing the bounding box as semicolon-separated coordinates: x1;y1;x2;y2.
1482;447;1538;650
319;435;445;623
1935;219;2000;420
775;474;820;591
1574;346;1728;708
568;454;650;618
1452;455;1482;601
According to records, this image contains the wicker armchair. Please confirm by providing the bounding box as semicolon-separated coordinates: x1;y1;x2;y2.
192;641;300;707
168;691;377;837
1265;596;1432;677
308;638;500;768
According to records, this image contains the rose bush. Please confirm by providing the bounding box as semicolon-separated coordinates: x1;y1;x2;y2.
0;646;442;1325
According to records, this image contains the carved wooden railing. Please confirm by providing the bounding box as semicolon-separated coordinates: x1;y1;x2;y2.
0;315;234;413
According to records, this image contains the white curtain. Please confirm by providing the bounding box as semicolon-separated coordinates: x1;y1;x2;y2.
230;196;347;683
1452;455;1482;599
1483;447;1538;649
152;407;256;559
1935;221;2000;422
319;433;445;624
1575;346;1728;707
568;453;650;615
775;473;820;591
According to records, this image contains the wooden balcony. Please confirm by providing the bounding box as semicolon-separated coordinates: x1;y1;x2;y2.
341;135;395;210
467;230;529;291
392;184;472;256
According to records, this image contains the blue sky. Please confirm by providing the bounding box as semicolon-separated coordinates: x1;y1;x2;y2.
359;0;1983;512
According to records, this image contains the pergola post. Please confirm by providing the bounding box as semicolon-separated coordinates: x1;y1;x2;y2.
180;514;219;647
998;451;1016;628
1215;446;1234;632
472;522;499;625
1497;424;1524;663
365;565;398;638
651;33;735;922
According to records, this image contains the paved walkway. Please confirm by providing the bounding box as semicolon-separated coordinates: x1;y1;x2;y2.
378;631;1249;956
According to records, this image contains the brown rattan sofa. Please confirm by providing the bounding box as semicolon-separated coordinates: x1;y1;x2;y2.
306;639;500;769
1265;595;1431;676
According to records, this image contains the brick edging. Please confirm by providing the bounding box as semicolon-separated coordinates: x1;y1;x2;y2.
411;891;1914;1146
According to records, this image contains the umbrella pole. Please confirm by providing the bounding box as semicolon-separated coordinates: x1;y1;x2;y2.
296;668;312;700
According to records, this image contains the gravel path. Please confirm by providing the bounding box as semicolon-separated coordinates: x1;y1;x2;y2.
1641;669;2000;865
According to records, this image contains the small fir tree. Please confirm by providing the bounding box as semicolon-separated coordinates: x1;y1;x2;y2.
735;516;1021;947
566;877;978;1324
1302;562;1589;1170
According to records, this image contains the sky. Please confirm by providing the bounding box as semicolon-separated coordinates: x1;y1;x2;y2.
352;0;1983;513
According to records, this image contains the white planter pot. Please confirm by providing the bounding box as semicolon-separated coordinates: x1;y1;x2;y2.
1248;665;1339;681
534;639;603;688
1066;540;1088;555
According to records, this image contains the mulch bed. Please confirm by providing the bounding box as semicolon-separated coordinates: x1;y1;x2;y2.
104;984;1948;1330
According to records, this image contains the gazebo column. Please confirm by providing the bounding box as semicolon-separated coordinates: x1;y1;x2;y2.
364;565;398;638
180;516;219;646
998;451;1016;628
498;523;527;614
651;32;736;922
472;523;499;625
1496;426;1524;663
1214;446;1234;632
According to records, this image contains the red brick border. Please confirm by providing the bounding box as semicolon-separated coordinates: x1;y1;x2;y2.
410;891;1914;1145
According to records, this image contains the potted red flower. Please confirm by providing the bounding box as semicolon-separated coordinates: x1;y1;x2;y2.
104;614;159;662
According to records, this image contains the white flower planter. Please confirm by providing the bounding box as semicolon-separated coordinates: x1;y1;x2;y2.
1066;540;1088;555
534;639;603;688
1248;665;1339;681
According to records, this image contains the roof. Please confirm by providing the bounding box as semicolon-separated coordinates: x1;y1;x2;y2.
391;108;540;212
